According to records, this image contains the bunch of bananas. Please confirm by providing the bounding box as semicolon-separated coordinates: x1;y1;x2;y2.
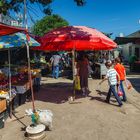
0;90;8;95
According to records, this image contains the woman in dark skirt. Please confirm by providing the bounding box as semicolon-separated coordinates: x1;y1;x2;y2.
77;53;89;96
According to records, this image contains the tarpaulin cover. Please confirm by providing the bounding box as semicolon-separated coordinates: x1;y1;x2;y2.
0;23;26;36
0;32;40;48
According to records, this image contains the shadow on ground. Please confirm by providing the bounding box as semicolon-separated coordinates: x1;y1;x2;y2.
128;78;140;93
89;95;119;107
125;67;140;93
34;82;84;104
126;71;140;93
89;90;119;107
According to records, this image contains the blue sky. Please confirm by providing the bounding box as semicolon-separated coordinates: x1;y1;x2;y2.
27;0;140;38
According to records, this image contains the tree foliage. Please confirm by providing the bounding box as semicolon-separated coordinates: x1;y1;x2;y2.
0;0;86;15
32;14;69;36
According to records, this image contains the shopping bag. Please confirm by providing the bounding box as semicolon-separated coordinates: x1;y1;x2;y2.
74;76;81;90
125;79;132;90
118;86;123;97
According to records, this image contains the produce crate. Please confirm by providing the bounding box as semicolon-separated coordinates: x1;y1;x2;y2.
0;98;6;113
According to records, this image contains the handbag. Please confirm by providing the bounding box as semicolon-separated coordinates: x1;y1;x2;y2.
118;86;123;97
74;76;81;90
125;79;132;90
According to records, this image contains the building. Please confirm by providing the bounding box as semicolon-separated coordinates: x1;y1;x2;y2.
114;30;140;63
0;14;22;27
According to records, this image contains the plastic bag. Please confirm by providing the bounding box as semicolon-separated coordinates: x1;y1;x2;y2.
118;86;123;97
25;109;53;130
74;76;81;90
38;110;53;130
125;79;132;90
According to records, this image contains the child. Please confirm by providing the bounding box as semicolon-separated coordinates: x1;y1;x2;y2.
99;61;123;107
114;57;127;102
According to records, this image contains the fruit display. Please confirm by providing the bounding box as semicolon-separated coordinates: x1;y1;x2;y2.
0;81;8;89
0;73;8;89
18;66;28;73
0;73;6;81
11;76;18;84
0;89;8;95
31;69;41;78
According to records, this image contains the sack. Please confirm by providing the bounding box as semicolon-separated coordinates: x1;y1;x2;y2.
74;76;81;90
125;79;132;90
118;86;123;97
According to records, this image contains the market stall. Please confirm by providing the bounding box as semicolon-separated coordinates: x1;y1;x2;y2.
94;63;108;79
0;23;40;127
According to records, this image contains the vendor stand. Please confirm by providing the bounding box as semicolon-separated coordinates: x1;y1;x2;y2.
90;51;112;79
0;89;17;119
12;77;34;106
0;98;6;129
0;23;40;124
94;62;108;79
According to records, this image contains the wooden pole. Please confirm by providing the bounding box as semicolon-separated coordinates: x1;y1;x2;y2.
8;49;11;97
24;0;35;112
72;49;75;99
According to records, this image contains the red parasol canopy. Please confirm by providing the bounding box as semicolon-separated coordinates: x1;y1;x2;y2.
0;23;26;36
34;26;117;51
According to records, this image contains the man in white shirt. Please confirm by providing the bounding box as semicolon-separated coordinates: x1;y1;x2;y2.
50;53;61;79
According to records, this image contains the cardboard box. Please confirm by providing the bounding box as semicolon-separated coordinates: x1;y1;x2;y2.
0;99;6;113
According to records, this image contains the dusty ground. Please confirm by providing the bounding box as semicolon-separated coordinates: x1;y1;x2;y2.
0;76;140;140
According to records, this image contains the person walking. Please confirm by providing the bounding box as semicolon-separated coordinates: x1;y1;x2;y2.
114;57;127;102
50;53;61;79
77;53;89;96
99;60;123;107
128;54;138;72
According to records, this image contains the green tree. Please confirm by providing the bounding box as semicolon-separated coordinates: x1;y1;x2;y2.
32;14;69;36
0;0;86;15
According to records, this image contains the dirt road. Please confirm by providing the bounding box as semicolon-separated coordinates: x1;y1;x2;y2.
0;77;140;140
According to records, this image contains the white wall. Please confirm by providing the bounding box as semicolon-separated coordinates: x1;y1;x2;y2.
119;43;140;62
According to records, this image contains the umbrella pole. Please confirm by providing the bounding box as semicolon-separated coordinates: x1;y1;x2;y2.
24;0;35;112
26;42;35;112
72;49;75;99
8;49;11;97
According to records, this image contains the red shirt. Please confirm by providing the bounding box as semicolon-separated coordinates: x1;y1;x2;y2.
114;63;126;80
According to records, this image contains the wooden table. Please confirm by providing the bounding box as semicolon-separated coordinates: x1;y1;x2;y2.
12;80;33;105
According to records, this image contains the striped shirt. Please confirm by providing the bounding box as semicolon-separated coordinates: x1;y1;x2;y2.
106;68;118;85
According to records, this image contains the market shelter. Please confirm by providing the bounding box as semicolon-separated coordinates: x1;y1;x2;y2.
0;23;39;125
0;23;26;36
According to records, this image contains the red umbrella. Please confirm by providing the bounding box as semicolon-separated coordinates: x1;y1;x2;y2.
34;26;117;99
34;26;117;51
